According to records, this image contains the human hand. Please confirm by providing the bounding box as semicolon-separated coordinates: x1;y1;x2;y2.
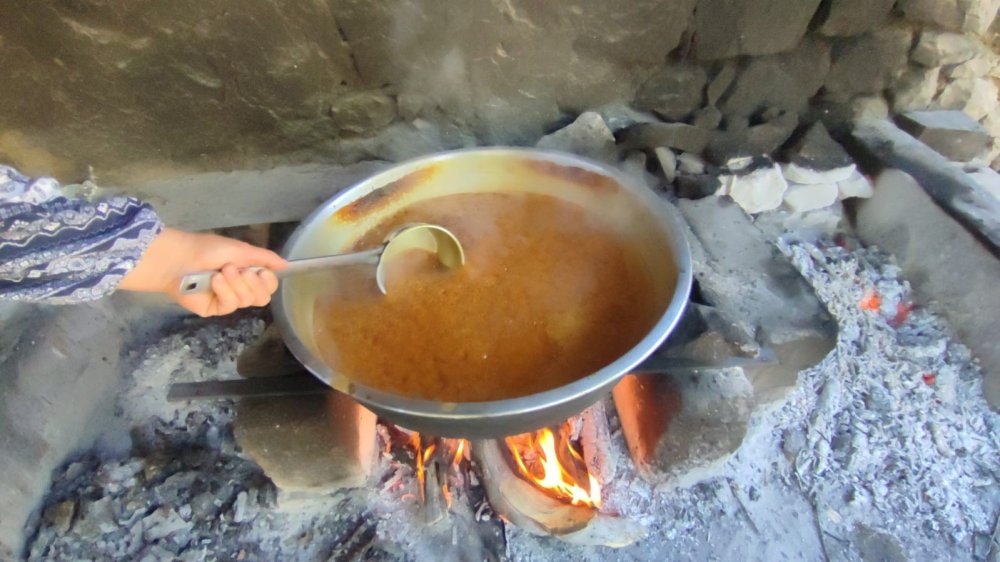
120;228;288;317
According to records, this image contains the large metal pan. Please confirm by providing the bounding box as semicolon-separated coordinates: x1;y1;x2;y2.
272;148;692;438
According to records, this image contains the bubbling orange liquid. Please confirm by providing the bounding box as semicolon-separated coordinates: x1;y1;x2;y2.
312;192;665;402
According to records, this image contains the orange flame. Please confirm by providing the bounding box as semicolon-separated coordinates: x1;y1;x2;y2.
411;436;468;509
505;427;601;508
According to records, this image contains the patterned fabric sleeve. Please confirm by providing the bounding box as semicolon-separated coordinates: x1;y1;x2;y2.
0;165;164;304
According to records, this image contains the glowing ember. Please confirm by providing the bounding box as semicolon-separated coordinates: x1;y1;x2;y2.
505;427;602;508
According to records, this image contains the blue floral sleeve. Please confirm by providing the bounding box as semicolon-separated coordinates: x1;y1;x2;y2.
0;165;164;304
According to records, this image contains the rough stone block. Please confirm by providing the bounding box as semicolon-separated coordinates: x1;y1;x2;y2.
852;119;1000;249
617;122;715;154
787;121;855;173
948;48;1000;79
897;110;993;162
694;0;822;60
691;106;724;130
634;63;708;122
818;0;895;36
705;112;798;164
912;31;979;67
891;66;941;112
856;170;1000;410
898;0;1000;34
234;391;377;501
0;1;364;182
824;30;913;99
936;77;999;121
675;196;836;344
535;111;617;164
720;38;831;121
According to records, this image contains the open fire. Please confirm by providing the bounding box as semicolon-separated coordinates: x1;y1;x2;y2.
399;422;602;514
409;434;468;508
505;425;602;509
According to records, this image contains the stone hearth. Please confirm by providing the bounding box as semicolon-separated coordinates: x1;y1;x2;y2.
2;2;1000;561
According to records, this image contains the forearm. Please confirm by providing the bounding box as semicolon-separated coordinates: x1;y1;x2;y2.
119;228;195;294
1;165;285;315
0;196;163;304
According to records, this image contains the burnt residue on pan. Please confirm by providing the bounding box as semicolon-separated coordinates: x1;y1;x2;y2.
332;164;440;222
522;160;620;195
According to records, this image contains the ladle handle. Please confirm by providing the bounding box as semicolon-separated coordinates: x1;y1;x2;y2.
177;248;382;295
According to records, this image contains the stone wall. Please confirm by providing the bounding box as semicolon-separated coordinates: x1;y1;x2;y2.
0;0;997;186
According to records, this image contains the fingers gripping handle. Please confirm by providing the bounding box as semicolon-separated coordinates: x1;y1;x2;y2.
176;248;383;295
178;267;265;295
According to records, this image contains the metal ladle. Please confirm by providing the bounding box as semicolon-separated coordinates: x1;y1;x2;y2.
177;223;465;296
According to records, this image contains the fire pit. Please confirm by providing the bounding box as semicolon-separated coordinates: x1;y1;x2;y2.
17;117;1000;558
3;3;1000;558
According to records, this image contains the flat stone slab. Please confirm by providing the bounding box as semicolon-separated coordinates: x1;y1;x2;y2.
234;391;377;501
852;119;1000;251
896;110;992;162
103;161;389;231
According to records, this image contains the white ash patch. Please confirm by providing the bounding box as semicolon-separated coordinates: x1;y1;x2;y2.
25;316;385;562
774;240;1000;558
